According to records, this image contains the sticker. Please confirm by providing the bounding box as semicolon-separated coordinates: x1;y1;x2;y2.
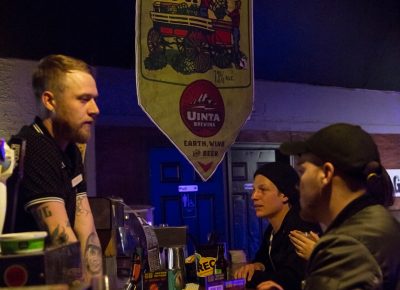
71;174;83;187
4;265;28;287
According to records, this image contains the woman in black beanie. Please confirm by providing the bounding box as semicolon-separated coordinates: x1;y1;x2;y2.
234;162;320;290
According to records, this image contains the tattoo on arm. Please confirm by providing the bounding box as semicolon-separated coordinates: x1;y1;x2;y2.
50;224;70;245
32;206;72;245
32;206;52;230
84;232;103;275
32;206;53;231
76;196;90;217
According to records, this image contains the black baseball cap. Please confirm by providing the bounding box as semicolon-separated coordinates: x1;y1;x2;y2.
279;123;380;173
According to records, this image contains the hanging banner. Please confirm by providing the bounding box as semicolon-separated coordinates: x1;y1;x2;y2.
136;0;253;180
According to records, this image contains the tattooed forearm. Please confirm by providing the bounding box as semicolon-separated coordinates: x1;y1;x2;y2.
50;224;70;245
84;232;103;275
76;196;89;216
32;206;52;229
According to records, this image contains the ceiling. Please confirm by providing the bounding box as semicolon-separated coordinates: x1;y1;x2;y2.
1;0;400;91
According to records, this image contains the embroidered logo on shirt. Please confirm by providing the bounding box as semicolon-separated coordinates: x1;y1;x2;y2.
71;174;83;187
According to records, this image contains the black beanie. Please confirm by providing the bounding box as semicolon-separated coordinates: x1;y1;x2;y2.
254;162;300;207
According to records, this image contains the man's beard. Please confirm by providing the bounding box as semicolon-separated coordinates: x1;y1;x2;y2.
300;206;318;223
300;188;329;224
73;127;91;144
299;195;321;223
54;120;91;144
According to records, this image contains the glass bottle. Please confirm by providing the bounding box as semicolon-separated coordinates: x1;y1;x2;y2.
214;244;228;280
125;249;141;290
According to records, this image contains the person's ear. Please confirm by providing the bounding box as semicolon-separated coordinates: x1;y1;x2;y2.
279;192;289;203
41;91;56;112
321;162;335;185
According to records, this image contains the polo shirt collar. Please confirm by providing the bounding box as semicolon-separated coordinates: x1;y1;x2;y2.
33;116;53;139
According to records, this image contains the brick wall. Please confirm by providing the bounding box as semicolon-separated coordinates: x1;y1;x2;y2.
0;58;37;139
1;57;399;209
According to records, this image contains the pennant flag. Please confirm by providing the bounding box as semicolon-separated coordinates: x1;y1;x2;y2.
136;0;253;181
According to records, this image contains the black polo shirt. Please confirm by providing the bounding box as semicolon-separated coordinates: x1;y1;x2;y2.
7;117;87;232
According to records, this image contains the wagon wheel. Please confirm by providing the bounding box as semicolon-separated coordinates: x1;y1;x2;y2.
147;28;163;54
184;31;211;73
212;47;232;69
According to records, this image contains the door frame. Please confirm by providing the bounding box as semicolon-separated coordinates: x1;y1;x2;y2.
226;142;286;249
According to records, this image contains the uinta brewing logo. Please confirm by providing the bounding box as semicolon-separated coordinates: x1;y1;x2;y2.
180;80;225;137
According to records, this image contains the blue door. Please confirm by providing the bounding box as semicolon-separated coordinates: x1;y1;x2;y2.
149;147;227;253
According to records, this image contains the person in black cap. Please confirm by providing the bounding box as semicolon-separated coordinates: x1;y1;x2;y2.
234;162;321;290
279;123;400;290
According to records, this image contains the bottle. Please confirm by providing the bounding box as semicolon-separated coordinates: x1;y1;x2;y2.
167;247;186;290
214;244;228;280
125;249;141;290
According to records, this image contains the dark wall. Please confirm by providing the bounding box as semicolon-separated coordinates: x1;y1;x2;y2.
237;130;400;170
1;1;400;90
95;126;171;205
96;125;400;207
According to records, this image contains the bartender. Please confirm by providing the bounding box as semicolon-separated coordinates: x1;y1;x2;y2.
5;54;102;285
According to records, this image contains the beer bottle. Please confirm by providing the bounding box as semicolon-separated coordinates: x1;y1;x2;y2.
125;249;141;290
214;244;228;280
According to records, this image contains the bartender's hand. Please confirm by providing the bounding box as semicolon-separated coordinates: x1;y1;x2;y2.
289;230;319;260
257;280;284;290
234;262;265;281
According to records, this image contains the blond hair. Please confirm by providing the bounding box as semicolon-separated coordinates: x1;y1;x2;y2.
32;54;93;99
